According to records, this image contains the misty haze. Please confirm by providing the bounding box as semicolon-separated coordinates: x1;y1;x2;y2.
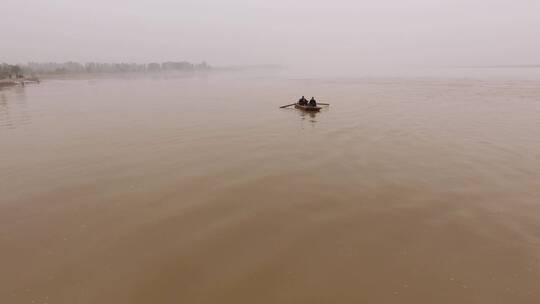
1;1;540;304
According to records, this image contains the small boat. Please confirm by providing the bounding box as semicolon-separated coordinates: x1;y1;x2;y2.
294;103;321;112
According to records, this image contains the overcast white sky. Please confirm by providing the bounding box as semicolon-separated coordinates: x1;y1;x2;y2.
2;0;539;69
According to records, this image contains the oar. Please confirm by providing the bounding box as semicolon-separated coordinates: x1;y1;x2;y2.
318;103;330;106
280;103;296;108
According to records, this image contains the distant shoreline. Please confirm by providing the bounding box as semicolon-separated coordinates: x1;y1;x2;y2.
0;79;18;87
454;64;540;69
0;65;285;88
0;77;40;88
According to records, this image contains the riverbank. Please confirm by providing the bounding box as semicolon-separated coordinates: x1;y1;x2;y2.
0;79;18;88
0;77;40;88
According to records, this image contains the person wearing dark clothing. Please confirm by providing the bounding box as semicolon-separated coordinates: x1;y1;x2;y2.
309;97;317;107
298;96;308;105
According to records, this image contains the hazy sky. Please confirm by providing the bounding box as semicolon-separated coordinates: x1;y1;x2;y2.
2;0;539;69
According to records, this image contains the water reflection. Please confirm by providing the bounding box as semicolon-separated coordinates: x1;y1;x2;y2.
0;86;29;129
298;110;318;124
0;93;11;128
297;105;331;125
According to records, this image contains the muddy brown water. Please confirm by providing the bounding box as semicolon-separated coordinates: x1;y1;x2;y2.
1;72;540;303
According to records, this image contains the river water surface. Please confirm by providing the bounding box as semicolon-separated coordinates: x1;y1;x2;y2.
1;71;540;303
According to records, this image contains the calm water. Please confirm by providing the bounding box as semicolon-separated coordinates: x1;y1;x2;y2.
1;71;540;303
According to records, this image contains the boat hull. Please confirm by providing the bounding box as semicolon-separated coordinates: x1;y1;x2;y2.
294;104;321;112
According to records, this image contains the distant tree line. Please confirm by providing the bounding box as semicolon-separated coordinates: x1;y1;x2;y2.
0;64;24;79
1;61;211;78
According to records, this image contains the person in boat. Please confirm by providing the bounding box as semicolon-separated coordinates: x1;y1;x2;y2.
308;97;317;107
298;96;308;105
